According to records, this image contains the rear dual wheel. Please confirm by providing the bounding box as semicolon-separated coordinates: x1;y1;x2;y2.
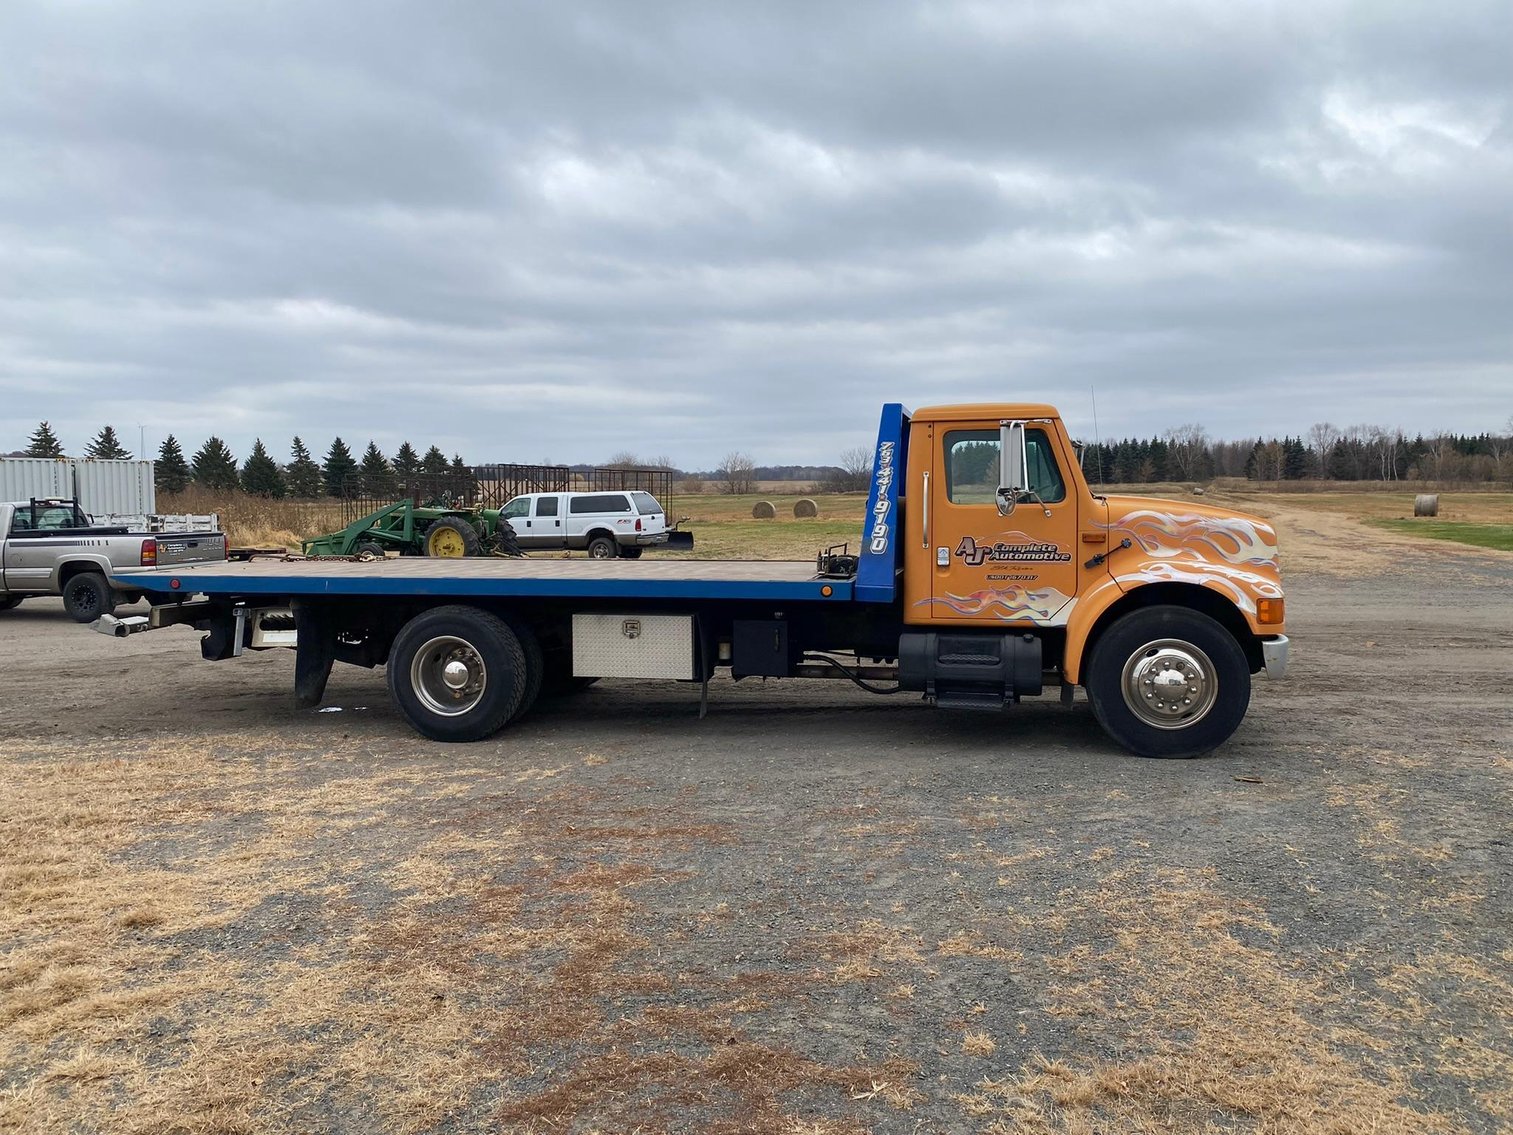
387;606;543;741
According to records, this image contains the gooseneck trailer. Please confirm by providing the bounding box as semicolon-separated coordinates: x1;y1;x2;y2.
107;403;1289;758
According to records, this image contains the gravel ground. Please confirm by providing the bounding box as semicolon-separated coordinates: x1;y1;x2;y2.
1;540;1510;1134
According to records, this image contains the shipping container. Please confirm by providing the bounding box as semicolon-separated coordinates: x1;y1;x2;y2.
0;458;156;517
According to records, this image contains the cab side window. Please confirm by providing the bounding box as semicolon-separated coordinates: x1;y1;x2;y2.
1025;430;1066;504
535;497;558;517
943;428;1066;505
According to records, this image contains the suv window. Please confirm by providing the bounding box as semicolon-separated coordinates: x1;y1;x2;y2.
569;494;631;514
630;492;662;516
535;496;559;517
944;428;1066;505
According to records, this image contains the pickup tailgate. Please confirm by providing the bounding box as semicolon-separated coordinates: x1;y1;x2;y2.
154;532;228;567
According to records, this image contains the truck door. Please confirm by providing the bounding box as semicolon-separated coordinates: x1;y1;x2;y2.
531;494;562;546
924;420;1080;626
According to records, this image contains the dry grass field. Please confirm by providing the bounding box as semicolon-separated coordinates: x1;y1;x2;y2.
1;497;1510;1132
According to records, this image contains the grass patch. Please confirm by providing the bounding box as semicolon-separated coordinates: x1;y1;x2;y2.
1368;518;1513;551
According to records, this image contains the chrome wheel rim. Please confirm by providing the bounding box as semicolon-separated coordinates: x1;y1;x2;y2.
1120;638;1217;730
411;635;487;716
589;543;612;558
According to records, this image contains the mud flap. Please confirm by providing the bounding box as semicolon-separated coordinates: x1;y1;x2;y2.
292;601;336;707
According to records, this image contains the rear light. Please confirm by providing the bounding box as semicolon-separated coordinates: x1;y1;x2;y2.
140;538;157;566
635;518;642;531
220;535;229;560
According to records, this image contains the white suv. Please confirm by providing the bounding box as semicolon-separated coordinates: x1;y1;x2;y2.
499;491;670;558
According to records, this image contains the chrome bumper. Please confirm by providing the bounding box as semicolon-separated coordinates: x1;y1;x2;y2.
1262;635;1289;680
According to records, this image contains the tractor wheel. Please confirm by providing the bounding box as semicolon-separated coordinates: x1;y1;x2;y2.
356;541;387;559
424;517;482;558
493;520;525;558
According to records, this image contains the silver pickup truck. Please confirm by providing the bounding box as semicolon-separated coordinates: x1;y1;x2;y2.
1;499;228;622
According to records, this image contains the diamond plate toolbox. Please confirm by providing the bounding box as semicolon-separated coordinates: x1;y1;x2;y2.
571;613;696;679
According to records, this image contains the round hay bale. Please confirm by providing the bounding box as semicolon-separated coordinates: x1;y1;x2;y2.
793;498;819;518
1191;486;1206;496
751;500;777;519
1414;493;1439;517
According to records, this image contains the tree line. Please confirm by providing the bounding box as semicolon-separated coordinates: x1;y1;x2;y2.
19;422;473;499
1083;421;1513;484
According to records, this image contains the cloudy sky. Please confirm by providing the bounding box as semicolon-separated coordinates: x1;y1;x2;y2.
1;1;1508;469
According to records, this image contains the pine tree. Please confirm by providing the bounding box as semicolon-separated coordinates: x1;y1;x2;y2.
360;441;397;497
449;454;477;499
84;425;132;460
286;437;324;498
241;439;287;498
421;445;448;475
323;437;359;497
156;435;192;494
26;421;65;458
393;441;420;481
192;437;240;491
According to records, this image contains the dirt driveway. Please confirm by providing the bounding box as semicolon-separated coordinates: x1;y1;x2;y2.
2;523;1510;1134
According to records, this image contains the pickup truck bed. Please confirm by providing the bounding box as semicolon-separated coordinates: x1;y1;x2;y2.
114;556;861;604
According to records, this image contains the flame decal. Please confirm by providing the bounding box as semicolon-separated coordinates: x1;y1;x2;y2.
916;586;1075;624
1104;510;1278;568
1118;561;1282;615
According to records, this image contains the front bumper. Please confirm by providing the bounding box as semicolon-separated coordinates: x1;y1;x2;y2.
1261;635;1289;680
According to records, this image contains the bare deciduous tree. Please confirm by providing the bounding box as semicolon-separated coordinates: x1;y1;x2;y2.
1163;423;1210;481
831;445;873;492
716;451;756;495
1306;422;1340;480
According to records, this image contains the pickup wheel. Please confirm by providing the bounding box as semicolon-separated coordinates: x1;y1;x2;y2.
61;572;117;624
387;606;528;741
0;595;21;611
620;547;643;560
1085;605;1250;759
586;534;618;559
424;517;482;558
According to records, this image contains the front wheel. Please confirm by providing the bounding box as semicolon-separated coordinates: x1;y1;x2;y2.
387;606;529;741
62;573;117;623
1085;606;1250;758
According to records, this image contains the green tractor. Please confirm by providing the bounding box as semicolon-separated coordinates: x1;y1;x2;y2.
301;500;524;559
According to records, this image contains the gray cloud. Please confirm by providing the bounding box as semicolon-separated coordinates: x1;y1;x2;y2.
1;0;1508;468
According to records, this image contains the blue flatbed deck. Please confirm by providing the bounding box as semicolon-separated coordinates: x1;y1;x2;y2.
112;556;863;604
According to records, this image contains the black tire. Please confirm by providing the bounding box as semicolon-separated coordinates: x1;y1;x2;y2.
0;595;22;611
501;615;544;721
620;547;643;560
386;606;528;741
1084;605;1250;759
492;520;525;558
423;517;482;558
356;540;386;558
62;572;117;623
586;534;618;559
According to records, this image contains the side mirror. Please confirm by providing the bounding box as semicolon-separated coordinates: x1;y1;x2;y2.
997;421;1028;516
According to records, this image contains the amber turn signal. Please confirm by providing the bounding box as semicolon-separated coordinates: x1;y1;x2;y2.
1257;598;1284;625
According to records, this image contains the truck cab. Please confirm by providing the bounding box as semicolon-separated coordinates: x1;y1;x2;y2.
889;403;1287;755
